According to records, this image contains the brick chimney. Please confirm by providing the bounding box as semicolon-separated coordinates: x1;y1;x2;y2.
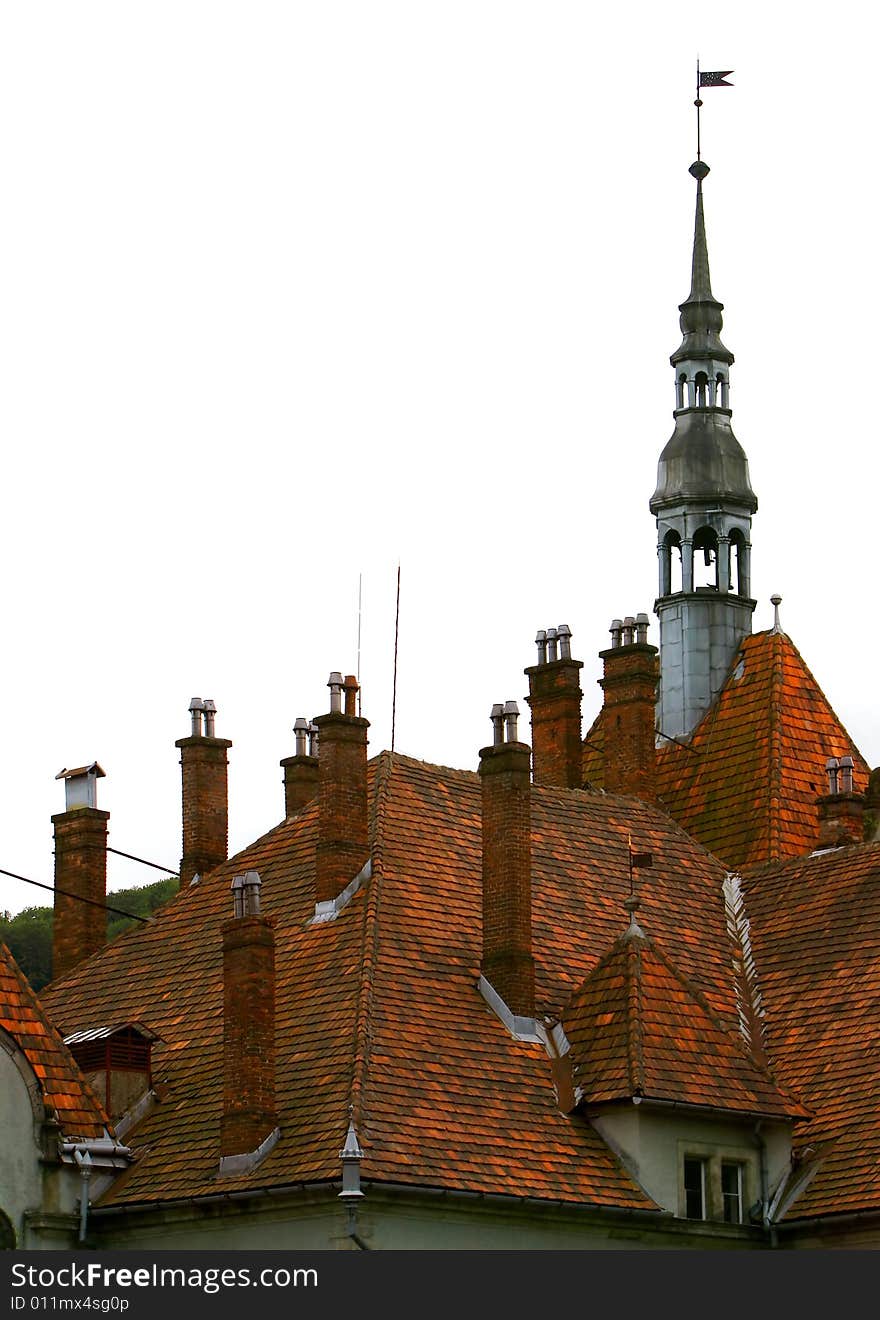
52;763;109;980
313;673;369;906
817;755;865;848
598;614;658;802
479;701;535;1018
220;871;278;1163
280;717;319;818
175;698;233;888
525;624;584;788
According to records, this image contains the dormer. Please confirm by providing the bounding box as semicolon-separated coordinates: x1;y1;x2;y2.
64;1022;160;1121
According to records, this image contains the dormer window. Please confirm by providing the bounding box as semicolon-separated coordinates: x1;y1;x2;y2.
64;1022;159;1120
721;1161;744;1224
680;1143;755;1224
683;1157;707;1219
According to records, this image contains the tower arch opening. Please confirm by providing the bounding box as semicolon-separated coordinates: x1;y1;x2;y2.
692;526;719;590
661;529;683;595
729;528;749;596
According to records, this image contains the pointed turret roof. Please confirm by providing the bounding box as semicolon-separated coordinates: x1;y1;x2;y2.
562;917;804;1119
671;160;734;367
583;628;870;870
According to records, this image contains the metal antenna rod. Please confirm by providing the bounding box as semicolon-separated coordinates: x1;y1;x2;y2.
391;564;401;753
357;572;363;718
695;57;702;161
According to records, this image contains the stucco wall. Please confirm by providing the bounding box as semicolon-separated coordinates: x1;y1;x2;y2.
590;1105;791;1224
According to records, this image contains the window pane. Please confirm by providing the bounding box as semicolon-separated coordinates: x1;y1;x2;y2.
683;1157;706;1220
721;1162;742;1224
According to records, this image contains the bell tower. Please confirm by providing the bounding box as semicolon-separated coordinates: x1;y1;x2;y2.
650;159;758;741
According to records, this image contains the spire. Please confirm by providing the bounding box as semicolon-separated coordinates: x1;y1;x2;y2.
650;155;758;742
672;161;733;368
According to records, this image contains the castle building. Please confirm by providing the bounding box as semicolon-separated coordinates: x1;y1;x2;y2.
2;147;878;1251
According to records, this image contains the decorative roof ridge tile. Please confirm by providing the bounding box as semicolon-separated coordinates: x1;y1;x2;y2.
626;937;646;1096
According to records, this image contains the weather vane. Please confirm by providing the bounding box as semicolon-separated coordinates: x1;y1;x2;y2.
695;60;734;161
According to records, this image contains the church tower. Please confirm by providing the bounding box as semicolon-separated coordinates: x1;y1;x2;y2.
650;158;757;740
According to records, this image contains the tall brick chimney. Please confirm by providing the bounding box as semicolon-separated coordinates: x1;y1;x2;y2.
817;755;865;848
175;698;232;888
525;624;584;788
220;871;278;1163
280;717;319;818
52;764;109;980
313;673;369;906
479;701;535;1018
599;614;658;802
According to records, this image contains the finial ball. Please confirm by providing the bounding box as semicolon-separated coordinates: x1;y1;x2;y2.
689;160;710;181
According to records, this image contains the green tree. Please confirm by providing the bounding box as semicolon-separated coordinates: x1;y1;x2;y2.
1;875;179;991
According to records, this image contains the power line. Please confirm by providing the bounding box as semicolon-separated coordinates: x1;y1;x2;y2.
0;867;156;924
107;847;178;876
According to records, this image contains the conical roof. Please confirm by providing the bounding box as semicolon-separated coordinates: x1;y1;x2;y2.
671;161;734;367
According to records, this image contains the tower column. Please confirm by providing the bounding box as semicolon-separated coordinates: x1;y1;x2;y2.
717;535;731;592
681;539;694;593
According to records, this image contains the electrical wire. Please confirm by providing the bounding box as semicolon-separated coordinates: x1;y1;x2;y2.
0;867;164;923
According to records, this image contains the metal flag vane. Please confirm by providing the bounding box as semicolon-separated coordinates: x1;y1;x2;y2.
695;60;734;161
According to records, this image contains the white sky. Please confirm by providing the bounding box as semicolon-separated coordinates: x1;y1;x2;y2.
1;3;877;916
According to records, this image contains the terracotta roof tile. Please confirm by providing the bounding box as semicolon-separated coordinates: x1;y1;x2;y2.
564;924;804;1118
1;941;109;1139
40;753;751;1213
584;629;869;870
740;843;880;1219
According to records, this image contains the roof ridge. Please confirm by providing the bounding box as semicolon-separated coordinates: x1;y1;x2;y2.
347;750;395;1140
625;941;646;1094
768;630;784;859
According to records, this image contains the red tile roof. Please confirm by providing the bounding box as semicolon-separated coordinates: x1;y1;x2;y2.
564;921;804;1119
40;753;759;1214
1;941;109;1139
740;842;880;1220
584;629;869;870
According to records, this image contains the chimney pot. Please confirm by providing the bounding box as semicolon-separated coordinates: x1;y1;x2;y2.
203;698;217;738
293;717;309;757
343;675;359;717
610;618;623;648
308;721;320;757
490;703;505;746
546;628;559;663
502;700;520;743
328;672;344;714
622;615;635;646
826;756;840;795
635;612;650;645
189;697;205;737
535;630;548;666
557;624;572;660
840;755;855;795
